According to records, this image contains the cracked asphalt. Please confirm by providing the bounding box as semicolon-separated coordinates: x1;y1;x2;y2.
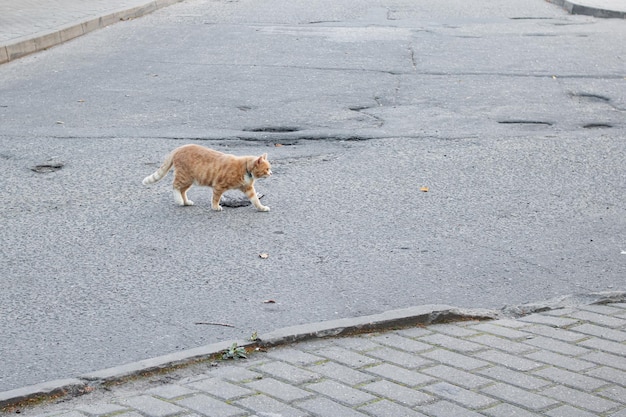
1;0;625;393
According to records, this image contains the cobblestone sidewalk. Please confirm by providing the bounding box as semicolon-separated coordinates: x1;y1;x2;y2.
4;301;626;417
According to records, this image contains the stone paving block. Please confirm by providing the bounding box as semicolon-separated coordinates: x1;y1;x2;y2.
177;394;246;417
474;349;543;371
480;383;559;411
524;349;596;372
545;404;598;417
585;366;626;387
532;366;609;391
364;346;433;369
331;336;386;352
360;380;434;406
306;380;376;406
235;394;306;417
369;333;432;352
609;407;626;417
265;347;324;365
296;396;368;417
580;350;626;371
520;324;587;342
145;384;196;400
523;335;591;356
578;337;626;356
186;377;254;400
468;334;534;354
419;333;485;353
477;365;551;390
422;381;498;409
428;323;479;337
488;319;531;329
396;327;434;338
518;314;579;328
35;412;87;417
597;385;626;404
420;364;492;389
117;395;185;417
245;377;313;402
75;403;128;416
568;310;626;328
314;346;380;368
114;412;144;417
206;366;263;382
308;361;375;385
365;363;435;387
357;399;428;417
541;308;577;317
541;385;620;413
254;361;320;384
420;348;489;370
578;304;625;315
417;400;486;417
469;323;530;339
481;403;541;417
570;323;626;342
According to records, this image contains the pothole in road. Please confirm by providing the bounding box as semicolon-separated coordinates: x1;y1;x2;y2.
570;92;611;102
30;162;64;173
498;120;553;126
243;126;301;133
583;123;612;129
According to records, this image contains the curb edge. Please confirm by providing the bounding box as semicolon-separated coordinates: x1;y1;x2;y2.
2;291;625;410
0;0;185;65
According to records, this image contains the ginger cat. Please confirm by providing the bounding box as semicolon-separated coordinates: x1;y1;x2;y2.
143;144;272;212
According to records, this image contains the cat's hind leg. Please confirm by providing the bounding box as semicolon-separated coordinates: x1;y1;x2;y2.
172;175;194;206
173;187;194;206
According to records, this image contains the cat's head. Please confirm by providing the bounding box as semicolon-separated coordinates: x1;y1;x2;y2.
251;153;272;179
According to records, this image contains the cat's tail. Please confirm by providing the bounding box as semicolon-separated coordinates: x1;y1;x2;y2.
143;152;174;185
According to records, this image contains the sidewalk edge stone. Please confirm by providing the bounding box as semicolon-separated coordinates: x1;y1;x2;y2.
501;291;626;317
0;0;185;65
546;0;626;18
2;291;625;411
0;379;88;410
257;304;498;347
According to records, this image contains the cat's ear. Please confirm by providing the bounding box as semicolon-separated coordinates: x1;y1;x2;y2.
256;153;268;164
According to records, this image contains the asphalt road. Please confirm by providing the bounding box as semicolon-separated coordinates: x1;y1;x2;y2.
1;0;625;392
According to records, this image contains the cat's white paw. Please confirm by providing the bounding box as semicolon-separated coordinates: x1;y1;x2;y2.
258;205;270;212
184;200;194;206
212;205;223;211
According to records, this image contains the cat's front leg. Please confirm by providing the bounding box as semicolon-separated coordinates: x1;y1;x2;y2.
244;186;270;212
211;189;224;211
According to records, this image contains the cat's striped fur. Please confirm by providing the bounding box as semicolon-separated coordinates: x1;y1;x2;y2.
143;144;271;212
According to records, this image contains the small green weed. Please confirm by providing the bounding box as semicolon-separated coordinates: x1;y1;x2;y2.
222;343;247;360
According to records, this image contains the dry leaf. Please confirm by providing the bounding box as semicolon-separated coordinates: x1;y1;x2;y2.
274;143;284;147
263;299;276;304
259;253;269;259
420;186;429;192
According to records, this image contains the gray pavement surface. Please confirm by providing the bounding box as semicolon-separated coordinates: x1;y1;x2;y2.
1;0;626;403
0;0;626;64
2;294;626;416
0;0;624;64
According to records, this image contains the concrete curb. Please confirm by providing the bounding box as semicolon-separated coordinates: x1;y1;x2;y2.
0;0;185;65
547;0;626;18
1;291;625;410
